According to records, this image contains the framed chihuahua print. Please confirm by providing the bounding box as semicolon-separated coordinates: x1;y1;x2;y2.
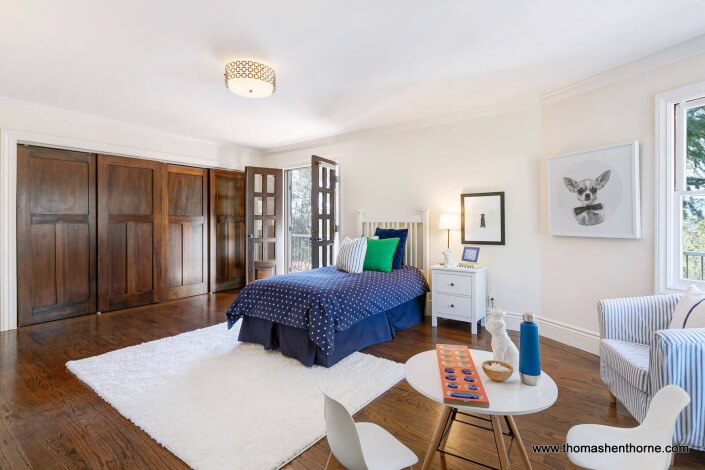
461;192;505;245
548;141;641;238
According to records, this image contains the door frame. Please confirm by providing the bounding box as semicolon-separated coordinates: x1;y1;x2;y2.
0;129;247;332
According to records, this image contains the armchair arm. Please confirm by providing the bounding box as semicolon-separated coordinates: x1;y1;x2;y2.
598;294;680;344
649;328;705;449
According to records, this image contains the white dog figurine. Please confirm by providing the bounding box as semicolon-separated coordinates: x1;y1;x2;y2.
443;249;457;268
485;307;519;369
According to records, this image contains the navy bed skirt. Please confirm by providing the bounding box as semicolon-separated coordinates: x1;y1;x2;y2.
237;294;426;367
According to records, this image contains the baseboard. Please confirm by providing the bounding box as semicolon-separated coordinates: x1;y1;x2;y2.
428;305;600;356
499;311;600;355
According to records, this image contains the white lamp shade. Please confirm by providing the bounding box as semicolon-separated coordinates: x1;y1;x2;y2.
439;214;460;230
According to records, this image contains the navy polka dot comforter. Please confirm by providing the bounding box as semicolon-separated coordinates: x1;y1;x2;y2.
226;265;429;356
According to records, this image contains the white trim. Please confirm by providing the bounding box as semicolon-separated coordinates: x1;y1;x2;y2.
0;129;255;332
501;312;599;355
547;141;641;239
537;315;600;355
655;80;705;294
542;34;705;104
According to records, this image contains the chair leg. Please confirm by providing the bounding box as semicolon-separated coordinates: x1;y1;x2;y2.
608;389;617;406
325;452;343;470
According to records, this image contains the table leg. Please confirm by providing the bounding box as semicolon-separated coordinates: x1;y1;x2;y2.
422;405;452;470
506;415;533;469
491;415;510;469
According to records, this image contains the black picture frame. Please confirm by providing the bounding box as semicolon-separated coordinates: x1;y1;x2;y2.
460;192;505;245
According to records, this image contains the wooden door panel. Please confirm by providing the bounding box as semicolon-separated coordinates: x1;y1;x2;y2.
62;223;91;303
168;173;203;216
246;167;282;283
162;165;208;300
209;170;246;292
30;224;57;309
17;145;97;326
98;155;162;312
107;165;154;215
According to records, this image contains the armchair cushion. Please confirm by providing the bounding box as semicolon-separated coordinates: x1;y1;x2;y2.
600;339;650;393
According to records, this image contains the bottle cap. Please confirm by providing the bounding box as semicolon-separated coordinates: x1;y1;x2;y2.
523;312;535;322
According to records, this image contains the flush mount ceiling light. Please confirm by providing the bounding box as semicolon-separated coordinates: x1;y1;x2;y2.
224;59;276;98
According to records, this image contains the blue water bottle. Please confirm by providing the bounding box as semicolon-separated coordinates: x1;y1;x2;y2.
519;312;541;386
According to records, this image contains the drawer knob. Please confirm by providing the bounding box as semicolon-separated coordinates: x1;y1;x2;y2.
450;283;455;287
450;304;455;308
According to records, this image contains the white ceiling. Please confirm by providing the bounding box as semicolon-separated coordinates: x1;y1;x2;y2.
1;0;705;149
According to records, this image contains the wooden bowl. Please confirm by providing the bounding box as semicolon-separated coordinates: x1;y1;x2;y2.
482;360;513;382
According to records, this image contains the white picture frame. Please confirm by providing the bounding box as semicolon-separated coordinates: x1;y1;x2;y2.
548;141;641;238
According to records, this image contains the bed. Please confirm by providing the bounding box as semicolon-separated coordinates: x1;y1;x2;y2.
226;211;430;367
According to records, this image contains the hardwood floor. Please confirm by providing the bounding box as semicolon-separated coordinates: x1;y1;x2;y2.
0;292;703;469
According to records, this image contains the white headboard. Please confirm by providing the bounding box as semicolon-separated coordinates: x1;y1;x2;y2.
357;210;430;277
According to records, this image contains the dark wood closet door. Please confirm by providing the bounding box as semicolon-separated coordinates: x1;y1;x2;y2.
97;155;162;312
311;155;338;268
209;169;246;292
17;146;97;326
245;167;283;282
162;164;208;300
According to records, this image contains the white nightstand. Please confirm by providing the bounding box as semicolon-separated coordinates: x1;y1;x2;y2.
430;264;487;334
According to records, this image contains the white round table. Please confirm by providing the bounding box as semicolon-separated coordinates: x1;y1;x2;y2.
405;349;558;470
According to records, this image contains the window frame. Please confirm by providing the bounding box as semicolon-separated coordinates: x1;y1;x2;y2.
656;81;705;292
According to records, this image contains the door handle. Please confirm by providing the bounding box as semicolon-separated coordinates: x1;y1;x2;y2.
248;234;254;239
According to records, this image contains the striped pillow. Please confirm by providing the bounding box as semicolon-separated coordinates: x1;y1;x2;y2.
335;237;367;273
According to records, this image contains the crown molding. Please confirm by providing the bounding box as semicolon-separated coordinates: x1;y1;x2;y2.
0;95;259;155
261;98;540;155
542;33;705;105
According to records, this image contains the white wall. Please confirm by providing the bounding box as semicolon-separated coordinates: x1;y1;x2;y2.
538;51;705;351
261;104;543;321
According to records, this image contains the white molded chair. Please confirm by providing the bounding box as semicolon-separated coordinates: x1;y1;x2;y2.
566;385;690;470
321;388;418;470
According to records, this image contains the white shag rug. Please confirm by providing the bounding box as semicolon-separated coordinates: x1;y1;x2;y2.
67;322;404;470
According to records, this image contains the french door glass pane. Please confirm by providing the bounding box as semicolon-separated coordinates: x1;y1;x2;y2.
686;105;705;190
289;167;312;272
682;195;705;281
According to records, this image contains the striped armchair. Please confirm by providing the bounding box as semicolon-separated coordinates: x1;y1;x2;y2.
598;294;705;451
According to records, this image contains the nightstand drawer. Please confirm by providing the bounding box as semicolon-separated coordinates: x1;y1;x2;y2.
434;272;472;295
434;293;472;318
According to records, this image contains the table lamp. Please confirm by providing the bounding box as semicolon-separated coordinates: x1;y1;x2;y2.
439;214;460;249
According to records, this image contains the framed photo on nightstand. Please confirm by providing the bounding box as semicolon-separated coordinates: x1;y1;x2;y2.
462;247;480;263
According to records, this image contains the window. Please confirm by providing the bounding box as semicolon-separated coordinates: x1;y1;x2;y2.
676;98;705;284
657;82;705;292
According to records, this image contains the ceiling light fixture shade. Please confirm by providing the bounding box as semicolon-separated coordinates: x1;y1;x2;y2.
224;59;276;98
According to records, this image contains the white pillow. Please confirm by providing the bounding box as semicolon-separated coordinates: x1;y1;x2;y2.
335;237;367;273
670;285;705;329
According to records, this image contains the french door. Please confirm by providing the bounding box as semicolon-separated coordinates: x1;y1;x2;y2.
245;167;283;282
311;155;338;268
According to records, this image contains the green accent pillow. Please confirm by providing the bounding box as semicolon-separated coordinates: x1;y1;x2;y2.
363;236;400;273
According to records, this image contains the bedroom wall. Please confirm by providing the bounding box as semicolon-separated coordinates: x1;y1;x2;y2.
260;104;543;323
538;51;705;352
